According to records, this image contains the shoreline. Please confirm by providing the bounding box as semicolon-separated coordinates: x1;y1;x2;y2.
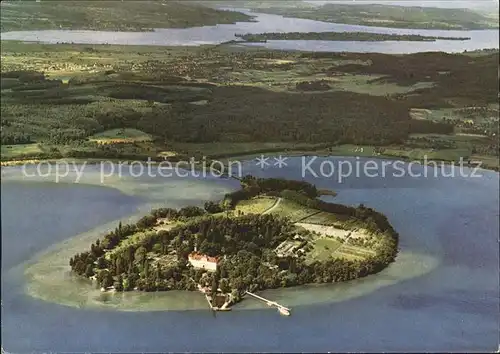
1;169;439;312
21;218;436;312
65;176;401;308
234;32;471;43
216;149;499;172
2;148;498;172
8;170;239;311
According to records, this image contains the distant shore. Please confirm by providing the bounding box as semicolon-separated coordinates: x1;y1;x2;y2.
0;2;252;33
2;148;498;173
235;32;471;43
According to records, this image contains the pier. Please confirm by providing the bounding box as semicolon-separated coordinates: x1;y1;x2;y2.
244;291;291;316
204;293;214;310
202;288;232;311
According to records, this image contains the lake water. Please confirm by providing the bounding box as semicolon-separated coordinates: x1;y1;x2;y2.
1;10;498;53
1;157;498;352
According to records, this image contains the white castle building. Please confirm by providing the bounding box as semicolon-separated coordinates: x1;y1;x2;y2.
188;252;218;272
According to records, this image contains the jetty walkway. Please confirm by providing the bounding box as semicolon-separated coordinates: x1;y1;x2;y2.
244;291;291;315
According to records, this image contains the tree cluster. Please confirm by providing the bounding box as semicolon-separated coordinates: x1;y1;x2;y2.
224;176;319;207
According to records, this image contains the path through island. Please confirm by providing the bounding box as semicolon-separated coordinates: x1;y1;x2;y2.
262;197;282;215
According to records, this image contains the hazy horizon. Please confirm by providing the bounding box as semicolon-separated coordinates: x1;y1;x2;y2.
304;0;499;10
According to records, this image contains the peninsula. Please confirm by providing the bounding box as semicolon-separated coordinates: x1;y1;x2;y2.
0;1;252;32
235;32;471;42
70;176;399;310
234;2;499;30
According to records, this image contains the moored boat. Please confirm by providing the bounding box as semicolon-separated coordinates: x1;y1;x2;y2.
278;307;290;316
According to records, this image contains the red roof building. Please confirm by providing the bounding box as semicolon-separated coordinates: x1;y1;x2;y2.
188;252;218;271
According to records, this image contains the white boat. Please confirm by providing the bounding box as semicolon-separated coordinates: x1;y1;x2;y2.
278;307;290;316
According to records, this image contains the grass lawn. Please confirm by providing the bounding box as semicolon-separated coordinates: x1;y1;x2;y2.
89;128;152;144
268;199;319;222
332;249;367;261
303;224;377;263
382;147;471;161
327;144;380;157
409;133;488;141
171;141;326;158
469;155;499;169
235;196;277;215
301;211;348;225
305;237;342;263
410;107;498;124
228;69;431;96
1;143;43;159
334;244;376;260
324;75;434;96
105;230;156;259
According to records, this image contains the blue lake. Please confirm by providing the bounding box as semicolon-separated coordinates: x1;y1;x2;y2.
1;157;498;352
1;10;498;53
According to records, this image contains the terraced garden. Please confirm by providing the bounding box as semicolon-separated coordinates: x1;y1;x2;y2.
239;197;381;264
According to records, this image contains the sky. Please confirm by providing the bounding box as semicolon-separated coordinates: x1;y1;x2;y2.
304;0;500;10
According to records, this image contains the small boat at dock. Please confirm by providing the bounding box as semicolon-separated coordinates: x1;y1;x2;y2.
278;307;290;316
245;291;291;316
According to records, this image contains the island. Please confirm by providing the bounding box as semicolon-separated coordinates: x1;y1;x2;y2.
235;32;471;43
69;176;399;311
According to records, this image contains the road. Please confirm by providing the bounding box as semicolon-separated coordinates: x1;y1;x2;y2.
262;197;282;215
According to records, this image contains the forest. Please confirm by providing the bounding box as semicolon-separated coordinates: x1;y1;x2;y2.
1;43;497;169
0;71;453;147
69;177;399;301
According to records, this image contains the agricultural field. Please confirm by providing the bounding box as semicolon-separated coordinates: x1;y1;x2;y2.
170;142;326;158
321;75;435;96
469;155;499;168
1;143;43;160
1;41;497;169
300;211;347;226
325;145;381;157
226;68;434;96
234;196;277;215
306;237;343;262
333;244;376;261
304;232;376;263
268;199;319;222
410;106;499;135
89;129;152;145
381;146;472;162
235;196;379;264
